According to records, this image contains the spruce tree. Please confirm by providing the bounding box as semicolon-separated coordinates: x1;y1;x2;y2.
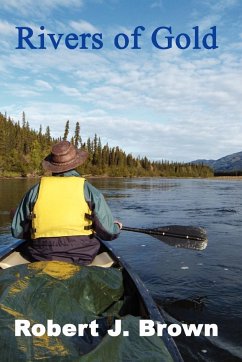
63;120;70;141
74;122;81;148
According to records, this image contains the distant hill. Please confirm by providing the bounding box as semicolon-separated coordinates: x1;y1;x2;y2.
191;151;242;174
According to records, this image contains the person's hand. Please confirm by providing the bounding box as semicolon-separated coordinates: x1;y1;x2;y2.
114;221;122;230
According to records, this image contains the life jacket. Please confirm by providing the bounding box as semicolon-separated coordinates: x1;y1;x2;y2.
31;177;93;239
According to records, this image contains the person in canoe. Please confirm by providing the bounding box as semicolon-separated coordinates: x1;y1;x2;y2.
11;140;122;265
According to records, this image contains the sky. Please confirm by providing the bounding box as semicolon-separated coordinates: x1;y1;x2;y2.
0;0;242;162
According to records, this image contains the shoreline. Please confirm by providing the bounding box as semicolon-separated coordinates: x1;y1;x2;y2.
213;176;242;180
1;174;242;181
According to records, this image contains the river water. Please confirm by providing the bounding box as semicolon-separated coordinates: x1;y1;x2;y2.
0;177;241;361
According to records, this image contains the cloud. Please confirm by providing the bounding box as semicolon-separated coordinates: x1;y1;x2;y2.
3;42;242;161
35;80;53;91
58;85;82;98
190;0;241;32
208;0;240;12
70;20;100;34
3;46;241;110
0;20;16;36
1;0;84;16
151;1;163;9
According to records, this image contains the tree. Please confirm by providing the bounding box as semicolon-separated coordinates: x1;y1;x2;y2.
74;121;81;148
22;111;26;128
30;140;42;174
45;126;51;143
63;120;70;141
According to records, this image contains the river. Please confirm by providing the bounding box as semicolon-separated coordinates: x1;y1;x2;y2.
0;177;241;361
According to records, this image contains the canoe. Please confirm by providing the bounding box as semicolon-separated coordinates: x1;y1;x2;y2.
0;238;183;361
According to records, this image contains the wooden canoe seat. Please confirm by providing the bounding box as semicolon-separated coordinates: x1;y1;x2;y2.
88;252;114;268
0;251;30;269
0;252;114;269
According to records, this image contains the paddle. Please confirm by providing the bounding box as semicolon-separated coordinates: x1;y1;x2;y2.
122;225;207;251
0;224;207;261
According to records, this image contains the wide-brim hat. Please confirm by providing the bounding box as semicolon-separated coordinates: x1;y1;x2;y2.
42;141;88;173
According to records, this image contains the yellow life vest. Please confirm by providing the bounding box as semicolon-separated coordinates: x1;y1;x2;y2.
32;177;93;239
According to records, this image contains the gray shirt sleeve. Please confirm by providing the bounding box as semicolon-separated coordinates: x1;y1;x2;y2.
11;183;39;239
84;181;120;241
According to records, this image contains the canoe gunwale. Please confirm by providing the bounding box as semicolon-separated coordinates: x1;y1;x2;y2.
101;240;183;361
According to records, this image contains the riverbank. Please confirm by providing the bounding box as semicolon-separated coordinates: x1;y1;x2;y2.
213;176;242;180
1;171;242;180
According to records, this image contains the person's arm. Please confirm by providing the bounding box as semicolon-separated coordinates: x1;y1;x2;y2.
84;181;121;241
11;183;39;239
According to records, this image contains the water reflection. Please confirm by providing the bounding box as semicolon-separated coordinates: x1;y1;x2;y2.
90;177;180;191
0;178;38;230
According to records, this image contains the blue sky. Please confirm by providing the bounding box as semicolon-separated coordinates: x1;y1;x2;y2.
1;0;242;161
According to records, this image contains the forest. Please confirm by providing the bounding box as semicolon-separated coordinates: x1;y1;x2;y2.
0;112;214;178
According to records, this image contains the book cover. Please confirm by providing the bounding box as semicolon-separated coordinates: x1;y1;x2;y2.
0;1;241;361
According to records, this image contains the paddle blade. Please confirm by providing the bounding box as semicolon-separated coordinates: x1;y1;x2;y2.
151;234;207;250
151;225;208;251
122;225;208;251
